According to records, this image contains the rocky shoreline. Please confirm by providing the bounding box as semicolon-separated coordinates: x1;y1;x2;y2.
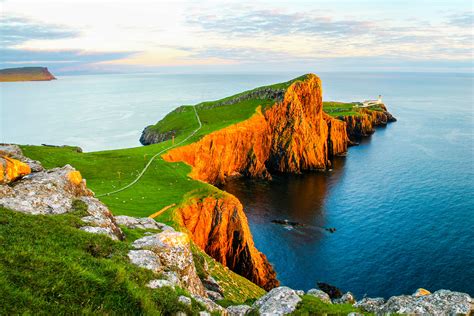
1;144;472;315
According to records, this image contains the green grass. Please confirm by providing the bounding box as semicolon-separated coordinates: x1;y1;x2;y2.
0;206;202;315
322;101;360;117
292;295;367;315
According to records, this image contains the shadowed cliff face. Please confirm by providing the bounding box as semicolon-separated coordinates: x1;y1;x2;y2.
177;193;279;290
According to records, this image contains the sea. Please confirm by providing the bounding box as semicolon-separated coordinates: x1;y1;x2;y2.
1;72;473;298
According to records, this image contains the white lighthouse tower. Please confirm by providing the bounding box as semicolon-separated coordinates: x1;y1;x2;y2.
377;95;382;104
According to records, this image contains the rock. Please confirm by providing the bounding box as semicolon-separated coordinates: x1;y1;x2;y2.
0;165;92;215
114;215;166;230
178;295;192;306
127;250;162;273
296;290;304;296
378;290;472;315
226;305;251;316
0;144;43;172
253;286;302;315
353;297;385;313
147;279;174;289
192;295;227;314
80;196;123;240
206;290;224;301
307;289;331;304
334;292;355;304
347;313;363;316
161;271;181;286
317;282;343;299
132;231;206;296
413;288;431;297
202;275;223;295
0;156;31;184
79;226;120;240
198;312;211;316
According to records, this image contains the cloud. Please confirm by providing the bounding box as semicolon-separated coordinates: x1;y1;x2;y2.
447;12;474;27
187;9;372;38
0;16;79;46
0;48;136;73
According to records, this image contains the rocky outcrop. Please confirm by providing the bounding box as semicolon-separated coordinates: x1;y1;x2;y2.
252;286;302;315
0;144;44;172
341;105;396;141
132;230;207;297
140;126;176;146
176;194;278;291
0;156;31;184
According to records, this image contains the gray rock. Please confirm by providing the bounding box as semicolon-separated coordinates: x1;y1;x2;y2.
114;215;164;230
203;275;223;295
347;313;363;316
192;295;227;314
198;312;211;316
353;297;385;313
162;271;181;286
227;305;251;316
307;289;332;304
178;295;192;306
295;290;305;296
253;286;302;315
334;292;355;304
127;250;162;273
147;279;174;289
378;290;472;315
79;226;119;240
133;231;206;297
206;290;224;301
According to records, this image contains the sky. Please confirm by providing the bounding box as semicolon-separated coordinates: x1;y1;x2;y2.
0;0;473;74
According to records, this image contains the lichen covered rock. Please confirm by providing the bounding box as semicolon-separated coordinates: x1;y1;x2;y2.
0;156;31;184
252;286;302;315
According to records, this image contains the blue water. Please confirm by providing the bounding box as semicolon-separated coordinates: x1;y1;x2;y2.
1;72;473;298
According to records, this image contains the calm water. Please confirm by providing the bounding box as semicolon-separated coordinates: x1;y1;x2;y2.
1;72;473;297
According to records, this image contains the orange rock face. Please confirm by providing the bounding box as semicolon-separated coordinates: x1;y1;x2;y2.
177;193;279;290
0;156;31;184
164;74;348;184
342;105;395;141
163;74;354;289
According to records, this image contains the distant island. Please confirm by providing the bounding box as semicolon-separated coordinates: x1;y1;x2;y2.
0;67;56;82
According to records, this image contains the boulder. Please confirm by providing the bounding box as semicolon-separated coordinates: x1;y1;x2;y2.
178;295;192;306
192;295;227;314
114;215;171;230
353;297;385;313
0;165;92;214
80;196;123;240
378;290;472;315
307;289;331;304
206;290;224;301
132;231;206;296
147;279;175;289
333;292;355;304
0;144;43;172
202;275;223;295
252;286;302;315
79;226;120;240
226;305;251;316
127;250;162;273
0;156;31;184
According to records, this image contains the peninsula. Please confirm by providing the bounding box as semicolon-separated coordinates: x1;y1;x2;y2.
2;74;471;315
0;67;56;82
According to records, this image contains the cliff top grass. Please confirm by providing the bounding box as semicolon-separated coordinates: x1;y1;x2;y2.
0;66;56;82
0;205;263;314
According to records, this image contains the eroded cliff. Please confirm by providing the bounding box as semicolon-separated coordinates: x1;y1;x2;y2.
176;193;279;290
341;105;396;141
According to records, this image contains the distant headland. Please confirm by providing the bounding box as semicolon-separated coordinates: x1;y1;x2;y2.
0;67;56;82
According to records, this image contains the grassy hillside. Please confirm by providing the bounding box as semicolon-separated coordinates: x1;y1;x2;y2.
0;206;264;314
0;67;56;82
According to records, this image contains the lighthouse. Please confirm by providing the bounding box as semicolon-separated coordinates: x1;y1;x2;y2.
377;95;383;104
